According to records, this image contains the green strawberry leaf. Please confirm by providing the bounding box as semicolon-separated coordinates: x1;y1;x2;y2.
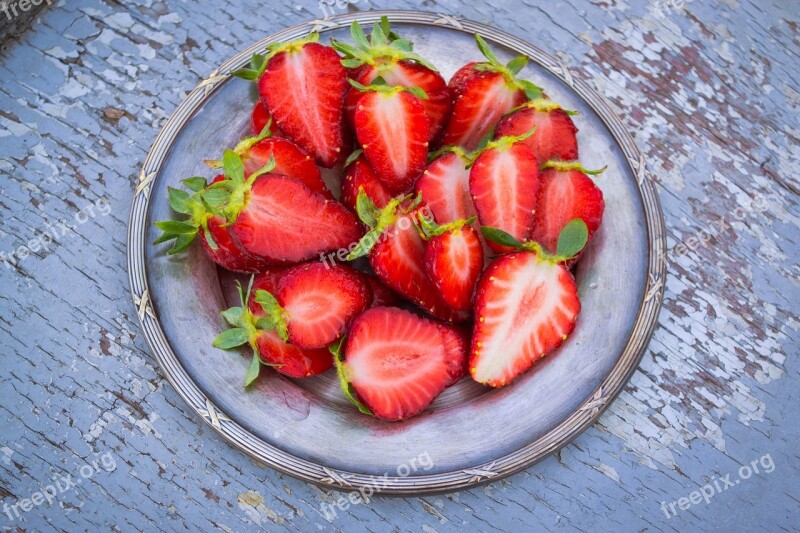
222;149;245;184
213;327;249;349
182;177;207;192
556;219;589;259
506;55;528;75
155;220;197;234
169;232;196;255
481;226;523;248
350;20;370;50
475;34;500;65
243;351;261;387
518;79;543;100
168;187;192;214
331;338;372;415
221;306;244;327
344;149;363;168
254;290;289;342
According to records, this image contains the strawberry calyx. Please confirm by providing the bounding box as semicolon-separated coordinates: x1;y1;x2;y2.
346;189;421;260
205;150;276;225
331;16;437;72
471;34;543;100
427;144;475;165
348;78;429;101
481;218;589;263
212;277;284;388
232;33;320;82
416;212;476;241
541;160;607;175
343;148;364;168
330;337;373;415
461;128;536;169
505;98;579;116
204;122;276;168
154;176;221;254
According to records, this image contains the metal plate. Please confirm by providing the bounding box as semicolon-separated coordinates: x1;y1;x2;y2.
127;10;666;495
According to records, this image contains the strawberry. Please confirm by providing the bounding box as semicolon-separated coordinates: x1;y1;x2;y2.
250;100;282;137
208;151;362;263
530;161;605;255
495;99;579;164
340;150;392;214
470;221;589;387
154;175;269;273
213;275;333;386
440;35;542;151
332;307;463;420
347;192;468;323
333;17;451;140
207;125;331;198
414;148;477;224
351;80;431;195
234;34;348;167
438;322;470;386
469;134;540;253
252;261;372;349
418;214;484;315
364;275;402;308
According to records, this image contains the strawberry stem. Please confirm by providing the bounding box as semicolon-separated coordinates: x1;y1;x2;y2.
348;78;429;100
481;218;589;262
330;337;373;415
541;160;607;175
416;212;476;240
331;17;438;72
472;34;543;100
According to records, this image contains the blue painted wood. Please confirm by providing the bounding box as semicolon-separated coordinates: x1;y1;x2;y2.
0;0;797;531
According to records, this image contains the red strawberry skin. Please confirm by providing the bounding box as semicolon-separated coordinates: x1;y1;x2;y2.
354;90;431;195
275;262;372;349
232;174;362;263
530;167;604;254
242;138;331;198
250;100;282;137
249;271;332;377
343;307;455;420
441;72;526;151
469;142;540;253
415;151;477;224
438;322;470;387
340;155;392;214
448;62;482;95
259;43;347;167
369;209;468;323
365;275;402;308
495;105;579;164
470;253;581;387
201;215;270;273
425;225;484;314
346;61;451;141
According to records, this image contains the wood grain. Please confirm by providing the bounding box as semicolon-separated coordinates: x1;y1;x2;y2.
0;0;797;530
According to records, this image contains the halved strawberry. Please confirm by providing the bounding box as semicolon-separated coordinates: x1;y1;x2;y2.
235;34;347;167
495;99;579;163
252;262;371;349
207;126;331;198
469;135;540;253
333;17;452;140
213;275;332;386
364;275;402;308
438;322;470;386
207;151;362;263
340;150;392;214
334;307;459;420
472;220;589;386
250;100;282;137
347;192;468;323
154;175;269;273
440;35;541;151
351;81;431;195
414;148;477;224
418;215;484;315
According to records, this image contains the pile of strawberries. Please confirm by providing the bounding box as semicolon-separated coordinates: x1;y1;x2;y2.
156;18;606;422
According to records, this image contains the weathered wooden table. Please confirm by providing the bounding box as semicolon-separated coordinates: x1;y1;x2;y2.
1;0;797;531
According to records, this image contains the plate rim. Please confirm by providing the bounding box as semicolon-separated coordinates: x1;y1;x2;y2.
127;9;667;495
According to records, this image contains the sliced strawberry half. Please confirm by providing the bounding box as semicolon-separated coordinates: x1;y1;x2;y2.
254;262;372;349
415;149;477;224
495;99;579;164
438;322;470;386
336;307;457;420
418;215;484;315
440;36;541;151
333;17;451;140
238;35;347;168
352;81;431;195
250;100;282;137
364;275;402;308
212;275;332;386
469;136;540;253
340;151;392;214
347;193;468;323
530;162;605;255
470;252;580;387
154;175;270;273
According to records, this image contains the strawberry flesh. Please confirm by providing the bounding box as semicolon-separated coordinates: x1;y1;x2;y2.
495;104;579;164
242;138;331;198
259;42;347;167
470;253;580;387
232;174;362;263
438;322;470;387
424;225;483;314
340;154;392;214
250;100;282;137
415;151;477;224
343;307;456;420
